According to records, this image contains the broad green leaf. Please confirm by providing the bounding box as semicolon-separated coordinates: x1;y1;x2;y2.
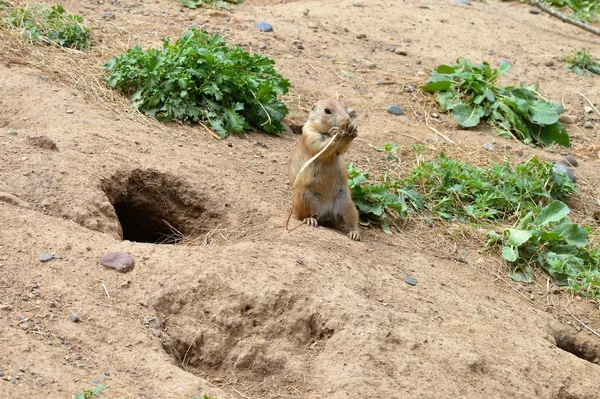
419;80;452;92
452;104;484;128
552;222;589;247
537;122;570;147
528;100;563;125
534;201;570;227
502;245;518;262
510;270;534;283
507;229;533;247
435;64;455;74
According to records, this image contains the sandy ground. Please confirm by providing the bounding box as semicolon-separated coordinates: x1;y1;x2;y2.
1;0;600;398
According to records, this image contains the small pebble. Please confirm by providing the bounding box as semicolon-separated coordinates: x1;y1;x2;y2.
559;114;577;124
544;60;555;67
404;277;417;286
529;8;540;14
558;155;578;167
296;257;304;265
583;105;593;114
353;2;364;7
356;33;367;39
583;121;594;129
70;313;80;323
431;112;440;118
255;21;273;32
394;49;408;56
257;43;267;50
385;45;396;52
7;130;17;136
552;164;577;182
454;0;471;5
482;142;495;151
99;251;135;273
152;329;162;337
101;12;116;20
386;105;404;115
39;253;54;262
66;109;74;114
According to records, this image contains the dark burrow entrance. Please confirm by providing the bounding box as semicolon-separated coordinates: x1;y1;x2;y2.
553;327;600;365
101;169;216;244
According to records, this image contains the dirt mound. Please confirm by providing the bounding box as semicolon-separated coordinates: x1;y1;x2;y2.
1;0;600;398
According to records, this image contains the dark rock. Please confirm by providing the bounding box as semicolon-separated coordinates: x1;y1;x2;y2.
356;33;367;39
26;135;58;151
552;164;577;182
558;155;578;167
255;21;273;32
529;8;540;14
386;105;404;115
100;251;135;273
101;12;116;20
404;277;417;286
395;49;408;56
544;60;555;67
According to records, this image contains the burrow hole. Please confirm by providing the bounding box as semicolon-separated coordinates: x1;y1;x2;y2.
101;169;219;244
553;329;600;366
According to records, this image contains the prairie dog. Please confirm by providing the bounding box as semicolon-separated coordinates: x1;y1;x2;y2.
288;99;360;241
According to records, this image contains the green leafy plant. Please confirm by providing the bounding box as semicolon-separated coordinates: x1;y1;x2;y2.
487;201;600;298
1;3;90;50
562;48;600;76
403;153;576;223
538;0;599;22
178;0;244;10
74;383;107;399
105;28;289;138
347;163;423;233
378;142;400;161
420;58;569;147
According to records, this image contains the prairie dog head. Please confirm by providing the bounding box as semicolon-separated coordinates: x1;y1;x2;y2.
307;99;351;134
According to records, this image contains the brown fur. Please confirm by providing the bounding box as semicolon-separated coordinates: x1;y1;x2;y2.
288;99;360;241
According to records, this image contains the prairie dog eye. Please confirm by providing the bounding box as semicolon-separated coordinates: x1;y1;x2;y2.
324;108;332;115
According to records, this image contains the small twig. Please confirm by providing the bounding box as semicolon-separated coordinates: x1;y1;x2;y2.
570;311;600;339
579;93;600;117
426;123;456;144
198;120;222;140
530;1;600;36
101;282;110;298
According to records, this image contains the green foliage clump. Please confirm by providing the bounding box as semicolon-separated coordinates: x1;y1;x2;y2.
562;48;600;76
487;201;600;299
74;383;107;399
347;163;424;233
420;58;569;148
403;154;576;223
178;0;245;10
105;28;290;138
540;0;599;22
1;3;90;50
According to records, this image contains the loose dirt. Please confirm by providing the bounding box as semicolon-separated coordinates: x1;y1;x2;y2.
1;1;600;398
